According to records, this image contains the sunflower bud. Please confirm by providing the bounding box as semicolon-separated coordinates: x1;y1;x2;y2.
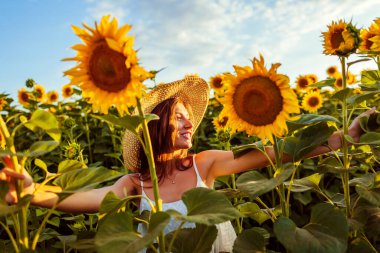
25;78;36;88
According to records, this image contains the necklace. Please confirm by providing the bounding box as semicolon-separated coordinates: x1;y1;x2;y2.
166;172;179;184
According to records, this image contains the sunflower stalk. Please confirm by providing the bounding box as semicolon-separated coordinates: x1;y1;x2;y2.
0;115;29;249
272;135;288;217
136;97;165;252
340;56;351;217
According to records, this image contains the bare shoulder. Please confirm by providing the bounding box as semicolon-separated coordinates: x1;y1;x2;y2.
195;150;233;176
111;173;139;197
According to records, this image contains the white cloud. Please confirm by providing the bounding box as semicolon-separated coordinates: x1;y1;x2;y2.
82;0;380;83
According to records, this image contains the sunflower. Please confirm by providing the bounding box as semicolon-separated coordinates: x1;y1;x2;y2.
326;66;339;78
369;18;380;51
322;20;360;57
295;75;311;93
47;91;59;104
307;74;318;84
0;98;7;111
220;55;300;143
334;75;343;89
62;84;74;99
346;72;357;85
63;15;152;115
18;88;30;106
34;84;46;102
302;90;323;113
353;88;362;94
213;114;229;132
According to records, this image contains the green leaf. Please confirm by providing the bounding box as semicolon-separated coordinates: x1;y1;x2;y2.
24;109;61;141
233;228;268;253
360;132;380;144
169;188;241;226
355;186;380;206
166;224;217;253
347;91;379;106
34;158;48;174
95;212;138;253
309;79;336;89
359;112;380;133
237;202;271;225
53;166;122;194
331;88;352;102
0;203;20;216
57;159;87;173
28;141;59;157
99;191;126;215
232;142;265;159
274;203;348;253
284;122;335;161
121;212;171;253
92;113;159;136
361;70;380;85
236;163;293;199
286;114;339;133
284;173;322;192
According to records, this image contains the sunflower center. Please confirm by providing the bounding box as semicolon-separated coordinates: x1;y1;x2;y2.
307;97;319;107
233;76;283;126
327;67;336;75
89;41;131;93
212;77;223;89
331;28;344;49
335;78;343;88
50;94;57;101
298;78;309;88
21;92;29;102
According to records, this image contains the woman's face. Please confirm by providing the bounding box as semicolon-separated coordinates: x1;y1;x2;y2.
172;103;193;150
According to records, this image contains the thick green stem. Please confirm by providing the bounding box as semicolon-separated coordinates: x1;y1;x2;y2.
272;136;287;217
31;203;59;250
0;115;29;249
136;98;165;252
84;115;93;164
340;56;351;217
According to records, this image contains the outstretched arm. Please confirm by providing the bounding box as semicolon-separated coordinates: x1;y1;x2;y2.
198;108;376;180
0;161;135;213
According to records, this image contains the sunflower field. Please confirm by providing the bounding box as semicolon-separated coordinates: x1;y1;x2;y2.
0;15;380;253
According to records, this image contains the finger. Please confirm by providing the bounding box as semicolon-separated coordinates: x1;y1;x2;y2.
2;168;25;180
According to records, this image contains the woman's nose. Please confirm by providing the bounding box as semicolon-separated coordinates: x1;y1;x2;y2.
184;118;193;129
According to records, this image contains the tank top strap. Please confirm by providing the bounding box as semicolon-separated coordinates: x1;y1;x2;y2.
139;174;147;197
192;155;203;183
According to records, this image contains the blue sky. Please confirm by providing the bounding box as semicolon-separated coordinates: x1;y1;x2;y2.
1;0;380;102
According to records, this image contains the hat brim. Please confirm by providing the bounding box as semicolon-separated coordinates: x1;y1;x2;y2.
122;75;209;171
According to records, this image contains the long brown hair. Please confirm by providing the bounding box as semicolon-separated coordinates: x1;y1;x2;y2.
138;96;194;182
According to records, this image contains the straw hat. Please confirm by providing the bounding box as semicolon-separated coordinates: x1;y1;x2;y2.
122;75;210;171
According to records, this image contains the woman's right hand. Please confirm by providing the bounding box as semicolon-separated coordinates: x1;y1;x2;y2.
0;156;34;204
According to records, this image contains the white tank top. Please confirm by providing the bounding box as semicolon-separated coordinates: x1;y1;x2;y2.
137;155;236;253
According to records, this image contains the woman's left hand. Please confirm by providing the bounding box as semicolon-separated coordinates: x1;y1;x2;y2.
348;107;377;142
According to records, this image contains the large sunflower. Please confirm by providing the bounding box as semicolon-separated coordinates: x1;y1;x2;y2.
368;18;380;51
18;88;30;106
302;90;323;113
63;15;152;115
322;20;360;57
220;55;300;143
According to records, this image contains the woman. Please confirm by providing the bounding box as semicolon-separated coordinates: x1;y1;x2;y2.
0;75;375;252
